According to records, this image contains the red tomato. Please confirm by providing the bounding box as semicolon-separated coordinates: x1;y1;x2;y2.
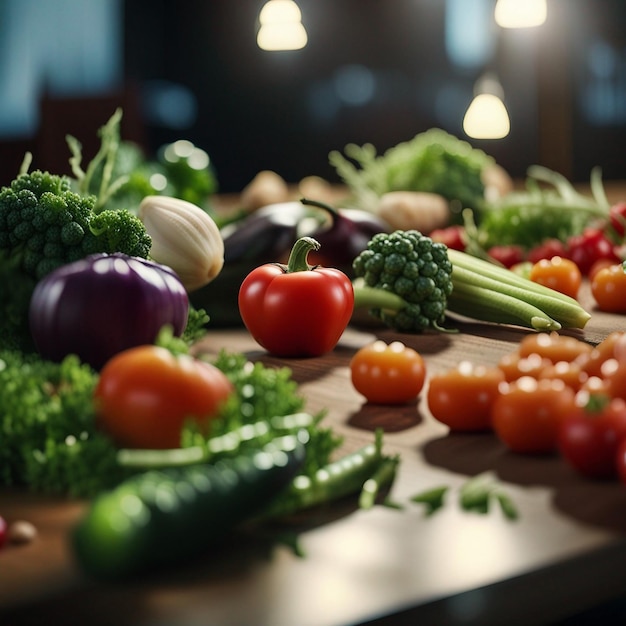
430;225;466;251
487;245;526;268
517;332;592;363
590;263;626;313
95;346;234;449
491;377;576;454
609;202;626;238
528;256;582;299
528;239;568;264
238;238;354;357
350;340;426;404
427;361;504;431
558;393;626;479
566;227;620;275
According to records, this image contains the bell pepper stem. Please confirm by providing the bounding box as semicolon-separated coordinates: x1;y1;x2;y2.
286;236;321;273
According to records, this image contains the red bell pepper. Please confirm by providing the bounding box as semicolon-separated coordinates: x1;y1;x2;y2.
238;237;354;357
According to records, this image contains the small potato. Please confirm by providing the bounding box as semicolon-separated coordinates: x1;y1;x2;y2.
377;191;451;233
240;170;290;212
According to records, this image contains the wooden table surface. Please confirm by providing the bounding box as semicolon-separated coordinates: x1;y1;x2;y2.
3;282;626;626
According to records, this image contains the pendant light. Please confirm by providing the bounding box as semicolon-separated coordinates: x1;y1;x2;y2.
494;0;547;29
257;0;308;51
463;73;510;140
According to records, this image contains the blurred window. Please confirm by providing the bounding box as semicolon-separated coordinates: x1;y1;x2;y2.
0;0;122;138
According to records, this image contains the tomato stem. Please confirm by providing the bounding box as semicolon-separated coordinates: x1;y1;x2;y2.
285;236;321;273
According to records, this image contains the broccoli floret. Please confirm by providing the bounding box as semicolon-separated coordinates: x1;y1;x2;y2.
352;230;453;332
86;209;152;258
0;170;152;281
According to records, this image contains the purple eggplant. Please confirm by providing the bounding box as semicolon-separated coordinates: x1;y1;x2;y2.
299;197;391;271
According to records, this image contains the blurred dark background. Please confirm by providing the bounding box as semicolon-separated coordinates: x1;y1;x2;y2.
0;0;625;192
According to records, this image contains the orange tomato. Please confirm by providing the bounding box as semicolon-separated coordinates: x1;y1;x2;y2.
350;340;426;405
517;331;592;363
497;351;552;381
537;360;588;391
95;345;234;449
427;361;504;431
603;358;626;402
579;331;626;378
491;377;576;454
590;264;626;313
529;256;582;299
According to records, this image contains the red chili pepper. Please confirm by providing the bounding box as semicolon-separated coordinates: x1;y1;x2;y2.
238;237;354;357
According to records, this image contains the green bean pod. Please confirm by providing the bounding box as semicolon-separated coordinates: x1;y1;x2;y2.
261;430;392;519
72;433;307;580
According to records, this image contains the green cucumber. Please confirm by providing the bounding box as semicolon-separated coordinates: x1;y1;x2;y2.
72;433;307;580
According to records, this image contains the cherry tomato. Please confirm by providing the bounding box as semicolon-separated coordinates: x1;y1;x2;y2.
558;393;626;479
497;351;552;381
538;360;588;391
579;375;611;396
487;245;525;268
491;377;576;454
350;340;426;405
609;201;626;238
566;227;620;276
429;225;465;251
579;331;626;378
528;256;582;299
427;361;504;431
603;358;626;403
590;263;626;313
528;238;568;264
517;331;592;363
95;346;234;449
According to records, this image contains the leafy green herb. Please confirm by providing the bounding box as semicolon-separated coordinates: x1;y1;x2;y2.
0;346;343;499
474;165;609;250
409;473;519;520
410;485;449;516
329;128;493;214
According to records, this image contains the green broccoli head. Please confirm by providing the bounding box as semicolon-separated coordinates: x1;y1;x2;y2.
352;230;453;332
0;170;151;280
86;209;152;259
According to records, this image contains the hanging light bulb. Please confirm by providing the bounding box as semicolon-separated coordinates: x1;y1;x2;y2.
494;0;547;29
463;74;510;139
257;0;308;51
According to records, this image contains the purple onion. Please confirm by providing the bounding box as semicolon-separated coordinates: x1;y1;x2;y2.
29;253;189;370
